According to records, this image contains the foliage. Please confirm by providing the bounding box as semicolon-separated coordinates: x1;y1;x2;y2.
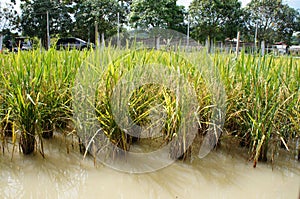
291;32;300;45
0;49;86;154
20;0;73;48
0;1;19;33
243;0;299;44
189;0;243;42
74;0;125;43
130;0;186;33
217;51;299;166
0;42;299;165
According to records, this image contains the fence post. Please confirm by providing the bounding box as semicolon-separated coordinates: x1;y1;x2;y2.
261;40;265;56
95;21;99;49
46;11;50;50
236;31;241;57
0;34;3;53
101;33;105;49
155;36;160;50
206;36;210;54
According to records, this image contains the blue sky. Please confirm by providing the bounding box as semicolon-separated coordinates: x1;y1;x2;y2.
177;0;300;10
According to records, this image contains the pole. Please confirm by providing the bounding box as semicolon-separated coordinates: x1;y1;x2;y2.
206;36;210;54
187;14;190;48
236;31;241;57
0;34;3;53
261;40;265;56
101;33;105;48
117;12;120;48
88;24;90;44
254;23;258;53
95;21;99;48
46;11;50;50
155;36;160;50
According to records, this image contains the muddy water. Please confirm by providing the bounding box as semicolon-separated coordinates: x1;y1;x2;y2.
0;137;299;199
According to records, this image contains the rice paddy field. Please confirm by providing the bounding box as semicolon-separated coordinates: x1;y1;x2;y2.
0;47;299;198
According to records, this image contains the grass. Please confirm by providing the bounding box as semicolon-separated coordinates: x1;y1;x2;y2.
0;47;299;167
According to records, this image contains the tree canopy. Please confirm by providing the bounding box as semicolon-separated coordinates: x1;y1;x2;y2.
244;0;299;44
74;0;125;43
189;0;243;42
3;0;299;48
20;0;73;47
0;1;19;33
130;0;186;33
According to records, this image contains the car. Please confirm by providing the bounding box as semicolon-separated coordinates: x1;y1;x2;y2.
56;37;94;50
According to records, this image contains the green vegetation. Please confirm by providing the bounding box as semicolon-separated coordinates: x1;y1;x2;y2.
0;49;85;155
2;0;299;50
189;0;244;42
0;48;299;167
130;0;186;32
216;52;300;166
189;0;299;45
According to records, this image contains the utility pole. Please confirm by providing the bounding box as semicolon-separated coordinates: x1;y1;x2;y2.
46;11;50;50
254;23;258;53
117;12;120;48
187;14;190;49
95;21;99;48
88;23;90;44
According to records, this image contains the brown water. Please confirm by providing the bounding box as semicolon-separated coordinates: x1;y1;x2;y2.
0;136;299;199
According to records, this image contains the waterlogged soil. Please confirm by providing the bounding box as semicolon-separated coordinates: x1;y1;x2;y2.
0;135;299;199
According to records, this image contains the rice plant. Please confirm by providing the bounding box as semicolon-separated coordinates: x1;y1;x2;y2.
217;51;300;166
75;48;204;160
0;46;298;167
0;49;87;155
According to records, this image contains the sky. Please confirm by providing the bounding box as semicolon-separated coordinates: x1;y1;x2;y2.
2;0;300;14
177;0;300;10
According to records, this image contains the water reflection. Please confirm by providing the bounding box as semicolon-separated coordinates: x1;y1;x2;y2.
0;137;299;199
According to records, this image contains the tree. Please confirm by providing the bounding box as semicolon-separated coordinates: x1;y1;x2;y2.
244;0;299;45
129;0;186;33
74;0;125;43
291;32;300;45
189;0;243;43
0;1;19;51
120;0;132;16
20;0;73;48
